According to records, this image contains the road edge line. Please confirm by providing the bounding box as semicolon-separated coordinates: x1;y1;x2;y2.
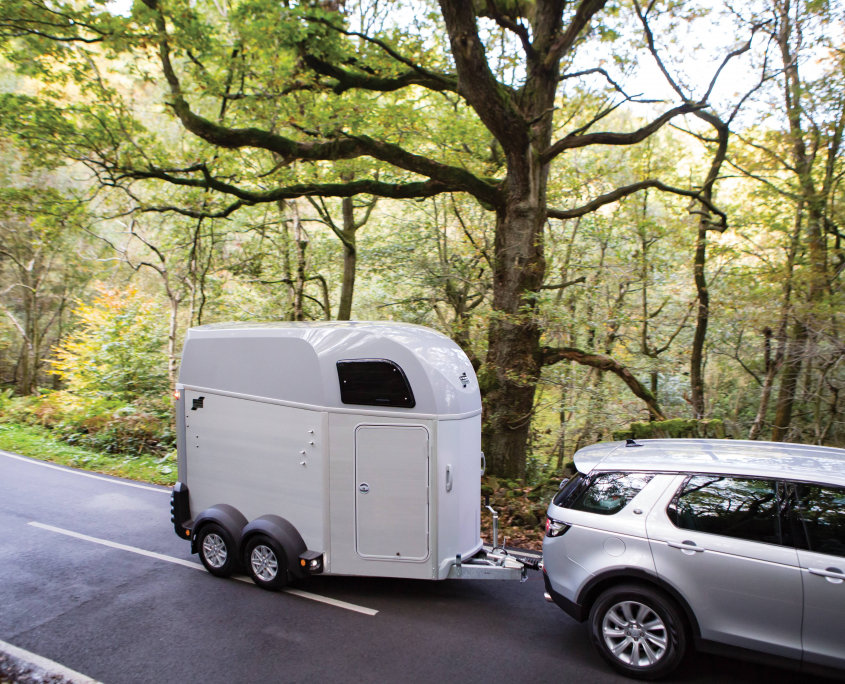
0;639;102;684
1;450;169;493
28;522;379;617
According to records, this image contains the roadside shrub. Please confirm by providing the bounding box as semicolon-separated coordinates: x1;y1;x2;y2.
0;390;38;423
0;285;175;457
27;390;173;456
50;284;169;402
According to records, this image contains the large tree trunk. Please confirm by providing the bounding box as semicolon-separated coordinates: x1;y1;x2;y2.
482;193;547;478
446;0;562;479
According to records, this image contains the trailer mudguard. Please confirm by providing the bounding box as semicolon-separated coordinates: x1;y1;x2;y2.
241;515;308;580
170;482;192;539
190;504;249;555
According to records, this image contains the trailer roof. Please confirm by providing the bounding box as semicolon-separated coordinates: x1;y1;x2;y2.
178;321;481;418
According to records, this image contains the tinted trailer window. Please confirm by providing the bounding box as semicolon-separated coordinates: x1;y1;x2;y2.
337;359;415;408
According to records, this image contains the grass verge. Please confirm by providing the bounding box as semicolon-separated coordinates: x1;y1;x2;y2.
0;420;177;486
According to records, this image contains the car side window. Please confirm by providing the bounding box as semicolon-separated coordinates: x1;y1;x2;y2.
788;484;845;558
668;476;783;545
568;472;653;515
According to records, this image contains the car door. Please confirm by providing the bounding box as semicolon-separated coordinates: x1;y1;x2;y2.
646;475;803;660
786;482;845;671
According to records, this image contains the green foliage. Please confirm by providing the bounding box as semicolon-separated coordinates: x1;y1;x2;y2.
0;284;177;458
614;419;730;441
0;419;175;485
0;0;842;487
51;284;169;402
28;390;174;456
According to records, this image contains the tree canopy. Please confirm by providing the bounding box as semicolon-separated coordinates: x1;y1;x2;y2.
0;0;842;476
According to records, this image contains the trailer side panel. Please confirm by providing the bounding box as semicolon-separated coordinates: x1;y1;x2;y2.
184;390;326;551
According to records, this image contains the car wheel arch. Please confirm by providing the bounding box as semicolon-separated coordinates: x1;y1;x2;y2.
577;568;700;640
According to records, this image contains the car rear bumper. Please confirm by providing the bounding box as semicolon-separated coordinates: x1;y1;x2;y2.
543;569;587;622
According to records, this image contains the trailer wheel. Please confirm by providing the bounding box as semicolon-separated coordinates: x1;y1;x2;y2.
245;535;288;590
197;523;237;578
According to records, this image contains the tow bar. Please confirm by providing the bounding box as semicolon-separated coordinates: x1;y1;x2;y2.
446;497;541;581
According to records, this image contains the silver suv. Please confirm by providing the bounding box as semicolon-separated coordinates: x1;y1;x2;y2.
542;438;845;680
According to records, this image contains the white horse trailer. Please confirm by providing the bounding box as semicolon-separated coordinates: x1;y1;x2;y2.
170;322;526;589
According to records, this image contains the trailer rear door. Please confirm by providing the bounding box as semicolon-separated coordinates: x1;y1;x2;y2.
355;425;429;561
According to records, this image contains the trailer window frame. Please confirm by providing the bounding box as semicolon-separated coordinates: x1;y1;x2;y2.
336;359;416;409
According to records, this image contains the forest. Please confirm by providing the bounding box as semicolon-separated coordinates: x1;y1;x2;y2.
0;0;842;487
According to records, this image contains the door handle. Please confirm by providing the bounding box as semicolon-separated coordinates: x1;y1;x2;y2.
809;567;844;584
445;464;453;492
667;540;704;554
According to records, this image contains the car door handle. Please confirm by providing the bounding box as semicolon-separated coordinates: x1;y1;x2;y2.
667;540;704;553
809;567;844;584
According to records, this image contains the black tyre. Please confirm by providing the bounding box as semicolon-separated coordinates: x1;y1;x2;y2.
588;584;687;680
196;523;237;578
245;535;288;590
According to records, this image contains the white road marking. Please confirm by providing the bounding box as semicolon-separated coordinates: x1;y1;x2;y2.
0;638;102;684
29;522;203;570
1;451;169;494
28;522;379;617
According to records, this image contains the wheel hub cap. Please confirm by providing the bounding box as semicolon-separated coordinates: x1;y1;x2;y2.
602;600;668;668
250;545;279;581
202;533;227;568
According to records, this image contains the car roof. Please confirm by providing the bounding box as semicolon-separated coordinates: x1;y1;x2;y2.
574;439;845;487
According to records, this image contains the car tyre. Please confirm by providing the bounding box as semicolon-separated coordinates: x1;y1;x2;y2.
245;534;288;590
588;584;687;680
197;523;237;578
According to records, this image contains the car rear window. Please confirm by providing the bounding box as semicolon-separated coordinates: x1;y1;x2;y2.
563;472;654;515
553;472;590;507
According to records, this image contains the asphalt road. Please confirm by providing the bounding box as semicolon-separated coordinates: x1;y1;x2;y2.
0;450;821;684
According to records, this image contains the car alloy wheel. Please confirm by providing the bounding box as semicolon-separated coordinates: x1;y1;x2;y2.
601;599;668;667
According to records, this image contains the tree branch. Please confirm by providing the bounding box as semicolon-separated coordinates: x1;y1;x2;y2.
540;276;587;290
547;179;728;230
438;0;525;149
545;0;609;69
541;103;702;164
123;165;479;205
143;0;499;205
305;14;457;89
301;54;458;95
540;345;666;419
560;67;661;103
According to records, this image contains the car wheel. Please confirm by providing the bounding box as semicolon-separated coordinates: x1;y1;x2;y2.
245;535;288;590
588;584;687;680
197;523;237;577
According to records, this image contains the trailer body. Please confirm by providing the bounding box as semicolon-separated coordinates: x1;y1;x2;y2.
171;322;498;583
